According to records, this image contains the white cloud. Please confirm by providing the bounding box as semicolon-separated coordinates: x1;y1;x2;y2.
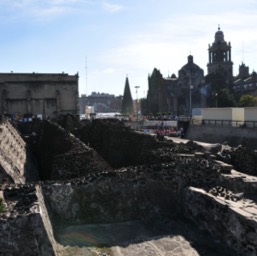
0;0;90;21
32;6;71;18
90;6;257;97
51;0;83;4
103;2;124;13
103;68;115;73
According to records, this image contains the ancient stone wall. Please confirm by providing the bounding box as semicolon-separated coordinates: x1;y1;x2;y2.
217;145;257;176
35;120;111;180
42;169;180;225
36;185;58;254
1;117;257;255
0;117;28;184
187;124;257;149
42;156;221;226
41;166;257;256
74;118;160;168
0;184;57;256
183;187;257;256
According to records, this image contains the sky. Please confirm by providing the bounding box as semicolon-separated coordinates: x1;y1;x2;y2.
0;0;257;99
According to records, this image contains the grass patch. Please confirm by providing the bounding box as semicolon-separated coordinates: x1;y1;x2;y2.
0;198;6;213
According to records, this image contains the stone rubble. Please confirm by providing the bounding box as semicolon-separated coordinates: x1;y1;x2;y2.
1;117;257;255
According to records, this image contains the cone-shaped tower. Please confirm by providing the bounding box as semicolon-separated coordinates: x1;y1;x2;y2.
121;77;134;115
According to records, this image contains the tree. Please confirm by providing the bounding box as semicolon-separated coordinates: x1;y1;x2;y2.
217;89;236;107
239;95;257;107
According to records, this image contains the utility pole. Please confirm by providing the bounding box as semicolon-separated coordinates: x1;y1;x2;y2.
85;56;88;95
189;73;193;116
135;86;140;121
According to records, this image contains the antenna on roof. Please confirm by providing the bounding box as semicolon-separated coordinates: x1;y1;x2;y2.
85;56;88;96
242;41;245;63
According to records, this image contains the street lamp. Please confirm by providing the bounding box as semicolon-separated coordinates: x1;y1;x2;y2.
169;75;178;117
215;93;218;108
189;74;193;116
135;86;140;121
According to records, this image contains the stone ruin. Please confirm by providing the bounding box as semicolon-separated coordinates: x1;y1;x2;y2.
0;115;257;255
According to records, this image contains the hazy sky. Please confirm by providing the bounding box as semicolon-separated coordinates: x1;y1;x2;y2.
1;0;257;99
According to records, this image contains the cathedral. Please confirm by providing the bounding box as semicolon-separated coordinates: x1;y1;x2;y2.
145;27;257;116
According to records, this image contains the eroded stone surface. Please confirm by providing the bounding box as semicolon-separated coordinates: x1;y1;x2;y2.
1;118;257;255
0;184;56;256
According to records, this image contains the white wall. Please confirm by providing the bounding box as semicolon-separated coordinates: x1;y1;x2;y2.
244;107;257;121
232;108;244;121
202;108;233;120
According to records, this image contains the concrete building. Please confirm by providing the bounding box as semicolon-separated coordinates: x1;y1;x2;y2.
79;92;122;115
233;63;257;98
0;72;79;119
193;107;257;127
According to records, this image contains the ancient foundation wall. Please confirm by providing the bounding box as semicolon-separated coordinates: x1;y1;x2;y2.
42;168;182;226
41;157;221;226
41;159;257;256
0;213;56;256
36;185;58;255
183;187;257;256
0;184;57;256
75;119;160;168
35;121;111;180
187;124;257;149
0;119;27;184
2;117;257;255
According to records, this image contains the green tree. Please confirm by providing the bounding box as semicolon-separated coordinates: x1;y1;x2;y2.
0;198;6;213
239;95;257;107
217;89;236;107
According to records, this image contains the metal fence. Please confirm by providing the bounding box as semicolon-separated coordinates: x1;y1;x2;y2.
191;119;257;128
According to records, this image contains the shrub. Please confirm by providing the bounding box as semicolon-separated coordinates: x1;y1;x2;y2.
0;198;6;213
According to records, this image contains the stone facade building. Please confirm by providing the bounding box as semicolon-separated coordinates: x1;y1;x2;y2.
207;26;233;83
233;63;257;98
0;72;79;119
144;27;257;115
147;55;204;116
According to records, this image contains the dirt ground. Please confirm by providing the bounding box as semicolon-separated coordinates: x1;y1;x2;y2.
56;218;235;256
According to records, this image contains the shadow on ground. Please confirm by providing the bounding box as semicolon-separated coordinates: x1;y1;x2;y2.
55;217;236;256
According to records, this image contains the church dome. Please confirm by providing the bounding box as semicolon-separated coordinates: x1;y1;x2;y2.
178;55;204;80
214;26;225;43
180;55;202;73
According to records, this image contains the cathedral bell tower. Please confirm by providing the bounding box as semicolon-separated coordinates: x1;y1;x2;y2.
207;26;233;82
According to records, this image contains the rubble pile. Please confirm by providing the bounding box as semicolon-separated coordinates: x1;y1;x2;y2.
2;184;39;216
42;157;222;226
230;146;257;175
217;145;257;176
0;184;56;256
208;186;245;202
57;117;257;180
74;119;160;168
1;117;257;255
34;121;111;181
